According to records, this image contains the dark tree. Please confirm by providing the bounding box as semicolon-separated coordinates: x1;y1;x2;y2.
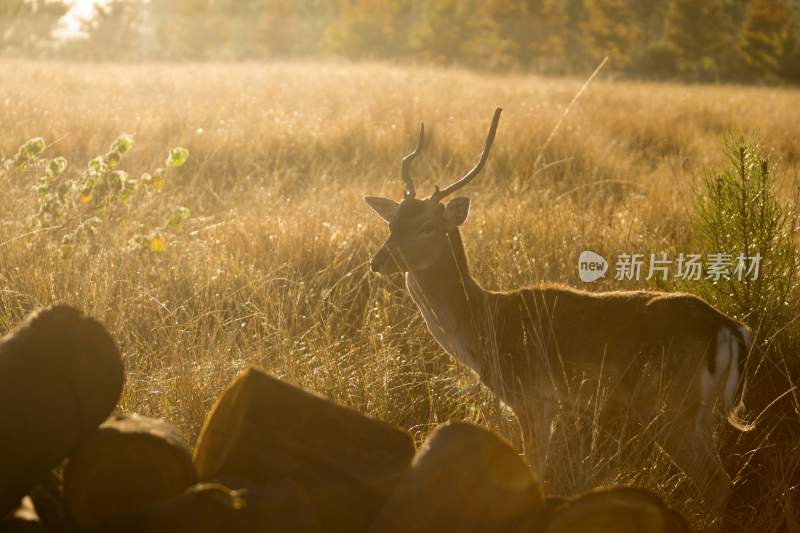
325;0;413;60
409;0;490;65
583;0;640;68
740;0;795;75
664;0;731;76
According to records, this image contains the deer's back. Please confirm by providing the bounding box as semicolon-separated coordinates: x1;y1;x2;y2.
482;285;742;403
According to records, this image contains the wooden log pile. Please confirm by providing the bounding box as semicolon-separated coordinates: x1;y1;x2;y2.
0;306;692;532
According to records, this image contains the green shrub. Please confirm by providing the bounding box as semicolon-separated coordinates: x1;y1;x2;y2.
1;135;191;254
689;139;800;352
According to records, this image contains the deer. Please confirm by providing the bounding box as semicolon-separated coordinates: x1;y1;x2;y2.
364;107;753;514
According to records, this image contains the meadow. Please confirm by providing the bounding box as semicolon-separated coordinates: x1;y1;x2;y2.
1;60;799;531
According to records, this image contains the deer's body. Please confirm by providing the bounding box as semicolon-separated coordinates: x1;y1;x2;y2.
365;108;751;514
409;231;748;411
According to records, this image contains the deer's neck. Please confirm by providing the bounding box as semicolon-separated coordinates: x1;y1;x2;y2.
405;230;486;373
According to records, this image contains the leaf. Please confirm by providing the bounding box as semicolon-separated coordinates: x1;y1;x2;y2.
125;233;148;253
45;161;57;180
105;151;122;168
147;167;166;192
149;234;167;253
89;157;106;171
111;134;134;155
22;137;46;157
82;171;99;190
109;170;128;191
166;147;189;167
49;157;68;178
169;206;191;228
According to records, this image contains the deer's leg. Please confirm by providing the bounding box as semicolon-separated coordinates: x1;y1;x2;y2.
658;403;731;515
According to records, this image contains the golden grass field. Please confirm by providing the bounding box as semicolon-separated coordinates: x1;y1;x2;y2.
2;60;800;531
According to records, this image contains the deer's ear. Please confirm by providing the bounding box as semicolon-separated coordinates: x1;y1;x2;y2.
364;196;400;224
443;197;470;228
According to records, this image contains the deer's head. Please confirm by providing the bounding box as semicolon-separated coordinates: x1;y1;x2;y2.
365;108;502;274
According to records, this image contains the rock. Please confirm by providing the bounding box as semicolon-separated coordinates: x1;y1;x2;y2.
370;422;545;533
0;305;123;516
64;414;196;530
193;367;415;532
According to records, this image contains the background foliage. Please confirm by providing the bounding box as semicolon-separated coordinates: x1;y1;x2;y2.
6;0;800;83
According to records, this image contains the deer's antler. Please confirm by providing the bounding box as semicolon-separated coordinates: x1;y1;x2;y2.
401;123;425;199
431;107;502;202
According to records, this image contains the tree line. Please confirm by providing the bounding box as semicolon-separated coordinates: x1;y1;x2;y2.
3;0;800;83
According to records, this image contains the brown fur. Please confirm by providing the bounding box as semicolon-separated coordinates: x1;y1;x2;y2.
368;196;752;514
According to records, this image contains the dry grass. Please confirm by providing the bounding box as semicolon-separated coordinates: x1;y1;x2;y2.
2;60;799;531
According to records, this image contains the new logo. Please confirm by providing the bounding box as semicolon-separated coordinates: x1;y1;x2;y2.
578;250;608;283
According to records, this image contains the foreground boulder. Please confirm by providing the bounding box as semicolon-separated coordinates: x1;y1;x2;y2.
64;414;197;530
0;305;124;517
193;367;415;532
370;422;545;533
543;487;691;533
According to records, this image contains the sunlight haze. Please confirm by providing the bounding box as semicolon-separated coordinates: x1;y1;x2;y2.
1;2;798;531
59;0;101;38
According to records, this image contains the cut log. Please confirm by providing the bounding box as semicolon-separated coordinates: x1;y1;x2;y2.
0;305;124;516
28;472;68;533
542;487;691;533
508;495;571;533
96;481;322;533
64;414;197;530
369;422;545;533
94;483;247;533
226;479;324;533
193;367;415;532
216;479;326;533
